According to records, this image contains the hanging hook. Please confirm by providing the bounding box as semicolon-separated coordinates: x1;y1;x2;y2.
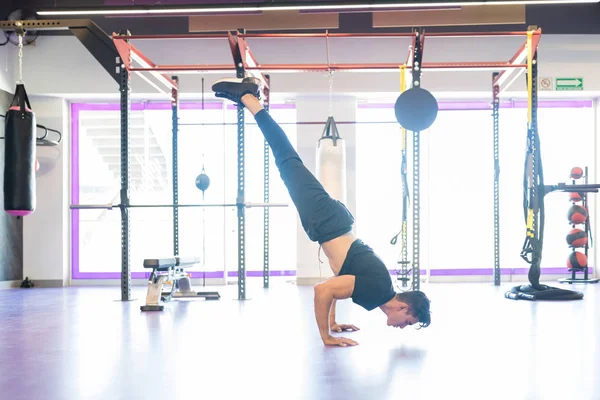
325;29;331;70
201;75;205;110
16;22;25;84
328;70;334;117
324;28;335;117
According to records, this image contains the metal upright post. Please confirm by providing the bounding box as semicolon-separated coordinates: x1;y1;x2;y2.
492;72;501;286
263;74;271;289
411;28;424;292
236;30;247;300
583;166;590;281
172;76;180;256
531;49;540;253
525;34;542;287
119;31;132;301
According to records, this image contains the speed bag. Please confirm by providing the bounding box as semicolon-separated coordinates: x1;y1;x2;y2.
394;87;439;132
4;84;36;217
316;137;347;204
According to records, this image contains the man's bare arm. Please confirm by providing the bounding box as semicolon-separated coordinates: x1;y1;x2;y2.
329;299;337;328
314;275;358;347
329;298;360;333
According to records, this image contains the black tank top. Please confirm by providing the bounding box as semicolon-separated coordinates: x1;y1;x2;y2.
338;239;396;311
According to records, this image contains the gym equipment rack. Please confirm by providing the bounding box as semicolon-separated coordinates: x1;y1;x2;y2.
559;167;600;285
0;19;546;297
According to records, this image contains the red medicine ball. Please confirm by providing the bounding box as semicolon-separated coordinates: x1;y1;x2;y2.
569;192;582;203
570;167;584;179
566;228;588;248
568;204;588;224
567;251;587;269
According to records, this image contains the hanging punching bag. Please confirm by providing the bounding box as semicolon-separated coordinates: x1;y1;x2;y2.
316;116;347;204
195;168;210;193
4;84;36;216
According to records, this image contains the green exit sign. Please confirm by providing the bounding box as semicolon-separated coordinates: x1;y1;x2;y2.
556;78;584;91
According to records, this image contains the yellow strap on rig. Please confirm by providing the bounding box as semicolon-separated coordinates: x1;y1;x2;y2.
526;208;535;238
400;64;407;148
527;30;533;126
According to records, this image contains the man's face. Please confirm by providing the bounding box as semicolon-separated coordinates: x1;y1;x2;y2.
387;307;418;329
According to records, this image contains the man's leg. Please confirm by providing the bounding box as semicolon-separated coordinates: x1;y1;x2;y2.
212;77;354;244
249;99;355;244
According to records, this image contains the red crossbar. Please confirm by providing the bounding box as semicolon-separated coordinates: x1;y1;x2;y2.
127;62;528;72
112;28;541;96
235;33;270;90
113;35;178;97
112;30;539;41
493;28;543;90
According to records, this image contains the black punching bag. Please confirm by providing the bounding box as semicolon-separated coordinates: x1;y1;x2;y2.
4;84;36;216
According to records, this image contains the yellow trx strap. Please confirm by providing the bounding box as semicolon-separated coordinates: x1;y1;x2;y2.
525;30;534;236
400;64;407;149
399;64;409;251
527;30;533;126
526;208;535;238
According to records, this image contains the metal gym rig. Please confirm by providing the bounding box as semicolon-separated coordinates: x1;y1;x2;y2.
3;19;593;302
106;26;542;296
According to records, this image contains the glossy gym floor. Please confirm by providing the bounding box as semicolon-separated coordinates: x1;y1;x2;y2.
0;280;598;400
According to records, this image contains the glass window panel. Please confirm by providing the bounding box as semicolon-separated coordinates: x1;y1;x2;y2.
177;107;229;274
355;103;595;276
73;102;298;279
222;107;298;275
75;107;140;275
75;209;121;275
534;107;595;269
129;207;174;273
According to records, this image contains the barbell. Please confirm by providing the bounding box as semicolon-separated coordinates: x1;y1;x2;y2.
70;202;288;210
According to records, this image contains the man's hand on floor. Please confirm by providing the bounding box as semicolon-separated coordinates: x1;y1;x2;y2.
330;323;360;333
323;335;359;347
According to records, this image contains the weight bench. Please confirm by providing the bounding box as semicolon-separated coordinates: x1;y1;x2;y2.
140;256;220;312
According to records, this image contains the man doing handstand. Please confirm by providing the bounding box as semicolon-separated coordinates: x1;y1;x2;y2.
212;77;431;347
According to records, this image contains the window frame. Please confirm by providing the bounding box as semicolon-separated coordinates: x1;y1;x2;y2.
355;98;595;278
70;101;298;280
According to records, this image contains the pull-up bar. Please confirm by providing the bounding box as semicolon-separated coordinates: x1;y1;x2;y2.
125;62;528;73
111;30;541;40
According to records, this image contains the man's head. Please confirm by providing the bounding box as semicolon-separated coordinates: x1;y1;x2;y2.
385;291;431;329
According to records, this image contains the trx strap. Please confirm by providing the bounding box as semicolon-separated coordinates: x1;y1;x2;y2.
506;29;584;301
390;65;412;288
391;64;410;246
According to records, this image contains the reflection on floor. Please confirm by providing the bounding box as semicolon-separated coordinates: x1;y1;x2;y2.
0;280;598;400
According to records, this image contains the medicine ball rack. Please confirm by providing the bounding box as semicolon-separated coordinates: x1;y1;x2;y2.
559;167;600;284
